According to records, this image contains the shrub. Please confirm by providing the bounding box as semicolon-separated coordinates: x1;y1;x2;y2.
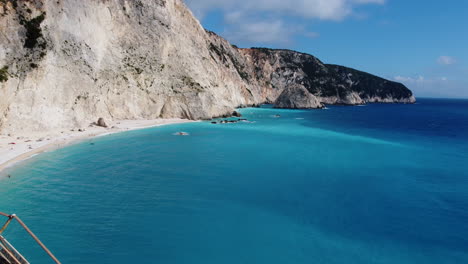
0;66;9;82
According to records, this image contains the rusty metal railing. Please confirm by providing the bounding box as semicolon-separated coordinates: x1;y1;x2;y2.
0;212;61;264
0;235;29;264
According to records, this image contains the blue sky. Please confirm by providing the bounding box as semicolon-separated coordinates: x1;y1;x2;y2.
186;0;468;98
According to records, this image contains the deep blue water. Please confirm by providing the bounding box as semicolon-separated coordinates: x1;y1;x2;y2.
0;98;467;264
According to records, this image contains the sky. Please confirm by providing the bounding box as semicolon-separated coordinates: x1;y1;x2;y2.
185;0;468;99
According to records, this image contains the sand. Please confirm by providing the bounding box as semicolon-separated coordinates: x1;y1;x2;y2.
0;119;194;173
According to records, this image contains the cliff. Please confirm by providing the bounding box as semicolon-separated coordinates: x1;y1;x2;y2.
0;0;415;135
234;47;415;107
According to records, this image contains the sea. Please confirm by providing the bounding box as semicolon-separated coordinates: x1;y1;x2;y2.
0;98;467;264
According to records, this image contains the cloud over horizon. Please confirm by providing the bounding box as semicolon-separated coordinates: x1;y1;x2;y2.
186;0;385;45
394;75;468;98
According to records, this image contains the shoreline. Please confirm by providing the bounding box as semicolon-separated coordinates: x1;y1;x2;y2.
0;118;194;174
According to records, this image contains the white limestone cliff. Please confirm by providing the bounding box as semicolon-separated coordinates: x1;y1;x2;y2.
0;0;415;135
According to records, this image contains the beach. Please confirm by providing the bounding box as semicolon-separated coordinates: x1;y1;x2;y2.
0;118;194;173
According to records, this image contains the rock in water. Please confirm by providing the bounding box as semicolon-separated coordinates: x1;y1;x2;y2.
275;85;323;109
232;111;242;117
97;118;107;128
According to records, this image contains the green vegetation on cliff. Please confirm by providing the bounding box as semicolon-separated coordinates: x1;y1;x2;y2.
0;66;8;82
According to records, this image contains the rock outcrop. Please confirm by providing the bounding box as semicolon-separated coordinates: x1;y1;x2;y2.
275;85;323;109
0;0;415;135
232;47;415;107
96;118;107;128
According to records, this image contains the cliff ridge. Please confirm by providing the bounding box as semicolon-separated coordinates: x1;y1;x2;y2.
0;0;415;135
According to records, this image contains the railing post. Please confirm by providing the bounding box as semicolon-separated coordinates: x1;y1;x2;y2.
0;216;14;235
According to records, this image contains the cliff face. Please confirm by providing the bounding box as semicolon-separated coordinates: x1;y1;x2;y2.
0;0;415;135
235;48;415;107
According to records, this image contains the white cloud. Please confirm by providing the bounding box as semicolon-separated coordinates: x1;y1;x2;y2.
437;56;456;65
226;20;294;45
394;75;425;83
394;75;451;85
304;32;321;39
187;0;384;21
221;15;320;45
394;75;468;98
186;0;385;44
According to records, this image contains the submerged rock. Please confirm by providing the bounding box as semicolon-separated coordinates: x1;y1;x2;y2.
174;132;189;136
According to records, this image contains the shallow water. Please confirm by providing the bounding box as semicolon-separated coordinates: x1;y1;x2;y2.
0;98;467;263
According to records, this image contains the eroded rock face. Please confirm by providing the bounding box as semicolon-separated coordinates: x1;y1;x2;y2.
237;48;416;106
275;85;323;109
0;0;415;135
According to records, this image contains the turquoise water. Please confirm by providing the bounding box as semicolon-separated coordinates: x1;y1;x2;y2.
0;98;467;263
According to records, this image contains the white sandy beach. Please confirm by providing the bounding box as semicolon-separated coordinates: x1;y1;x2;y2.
0;119;194;173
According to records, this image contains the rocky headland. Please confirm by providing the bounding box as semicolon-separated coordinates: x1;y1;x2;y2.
0;0;415;136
